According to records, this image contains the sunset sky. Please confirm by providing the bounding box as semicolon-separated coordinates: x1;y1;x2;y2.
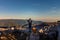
0;0;60;22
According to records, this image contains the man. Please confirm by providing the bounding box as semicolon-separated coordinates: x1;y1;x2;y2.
26;27;40;40
27;18;32;32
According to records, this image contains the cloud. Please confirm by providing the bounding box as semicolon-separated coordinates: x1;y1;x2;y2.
52;7;56;9
0;6;7;11
0;6;4;9
33;8;60;22
32;3;40;6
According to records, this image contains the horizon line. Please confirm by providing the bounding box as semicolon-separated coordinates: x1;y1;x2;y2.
0;18;59;22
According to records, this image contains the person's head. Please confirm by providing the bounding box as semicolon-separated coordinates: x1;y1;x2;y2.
32;27;37;33
29;18;31;20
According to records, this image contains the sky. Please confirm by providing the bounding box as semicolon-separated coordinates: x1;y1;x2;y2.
0;0;60;22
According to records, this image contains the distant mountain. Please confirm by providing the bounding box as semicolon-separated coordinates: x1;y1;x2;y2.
0;19;43;25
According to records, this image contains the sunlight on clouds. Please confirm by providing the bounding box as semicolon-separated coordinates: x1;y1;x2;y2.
0;7;60;22
34;17;60;22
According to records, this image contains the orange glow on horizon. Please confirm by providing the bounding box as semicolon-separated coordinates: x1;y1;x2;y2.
0;17;60;22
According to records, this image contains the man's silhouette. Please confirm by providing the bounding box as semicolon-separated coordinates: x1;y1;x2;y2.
27;18;32;32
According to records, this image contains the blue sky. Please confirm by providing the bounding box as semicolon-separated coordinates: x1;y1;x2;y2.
0;0;60;22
